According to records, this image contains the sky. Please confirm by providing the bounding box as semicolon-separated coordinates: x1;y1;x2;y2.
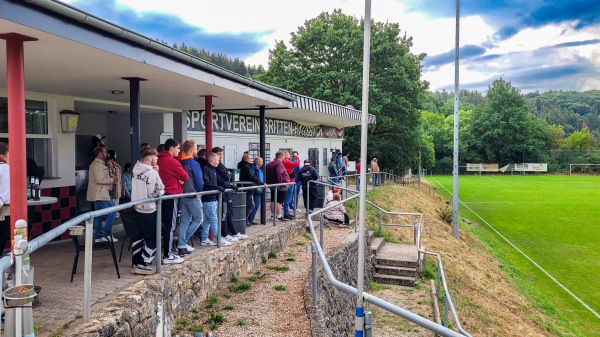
60;0;600;93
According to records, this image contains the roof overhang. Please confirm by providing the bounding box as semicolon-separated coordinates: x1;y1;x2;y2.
0;0;374;128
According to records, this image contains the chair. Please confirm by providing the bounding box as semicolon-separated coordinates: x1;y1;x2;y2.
119;207;137;262
70;228;120;282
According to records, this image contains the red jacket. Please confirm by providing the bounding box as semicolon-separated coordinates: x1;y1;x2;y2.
157;151;188;195
266;159;289;186
356;162;361;174
283;157;301;182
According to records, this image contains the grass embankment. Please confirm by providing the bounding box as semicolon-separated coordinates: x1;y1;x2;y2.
359;184;579;336
428;175;598;336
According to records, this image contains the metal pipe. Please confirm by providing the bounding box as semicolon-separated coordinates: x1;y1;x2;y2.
83;218;93;322
311;244;317;305
445;294;449;327
156;199;162;272
319;214;324;250
273;188;278;226
452;0;461;239
217;192;222;247
293;184;297;219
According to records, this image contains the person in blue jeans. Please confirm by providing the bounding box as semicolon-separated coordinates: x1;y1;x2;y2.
200;152;229;246
178;140;204;256
290;151;302;212
86;147;118;243
247;156;264;225
283;151;300;219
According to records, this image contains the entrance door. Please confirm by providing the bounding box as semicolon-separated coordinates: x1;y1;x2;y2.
308;148;319;168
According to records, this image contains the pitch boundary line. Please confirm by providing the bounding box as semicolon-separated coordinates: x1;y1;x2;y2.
431;176;600;320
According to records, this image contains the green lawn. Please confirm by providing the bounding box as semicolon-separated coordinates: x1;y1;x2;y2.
428;175;600;337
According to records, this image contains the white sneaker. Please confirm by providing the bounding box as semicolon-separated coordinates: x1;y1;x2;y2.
185;244;195;252
233;233;248;240
296;209;302;212
219;239;232;246
162;253;184;264
110;235;119;243
225;235;239;242
201;239;216;246
94;237;108;243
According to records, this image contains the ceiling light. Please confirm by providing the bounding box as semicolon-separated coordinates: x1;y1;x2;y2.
108;110;117;114
111;90;124;95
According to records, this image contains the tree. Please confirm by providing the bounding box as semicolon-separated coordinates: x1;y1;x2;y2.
470;79;546;165
258;9;428;170
546;124;565;149
562;129;597;150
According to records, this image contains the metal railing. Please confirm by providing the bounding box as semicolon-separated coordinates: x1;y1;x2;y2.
0;181;295;325
305;181;472;337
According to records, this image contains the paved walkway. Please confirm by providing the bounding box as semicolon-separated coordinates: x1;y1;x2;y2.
27;206;306;336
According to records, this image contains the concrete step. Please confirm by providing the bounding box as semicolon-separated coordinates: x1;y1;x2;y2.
370;237;385;255
375;265;416;277
375;243;418;268
373;273;416;287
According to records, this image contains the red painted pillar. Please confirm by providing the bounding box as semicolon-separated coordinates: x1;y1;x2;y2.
1;33;37;243
205;95;213;152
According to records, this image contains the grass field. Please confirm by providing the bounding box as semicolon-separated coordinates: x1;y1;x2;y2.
428;175;600;336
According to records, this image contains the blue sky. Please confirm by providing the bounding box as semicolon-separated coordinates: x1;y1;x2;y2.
60;0;600;93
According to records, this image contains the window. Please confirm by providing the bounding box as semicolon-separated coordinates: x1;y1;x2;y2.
249;142;270;162
0;97;51;176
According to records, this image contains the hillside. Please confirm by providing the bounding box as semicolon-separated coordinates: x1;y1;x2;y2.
364;184;577;336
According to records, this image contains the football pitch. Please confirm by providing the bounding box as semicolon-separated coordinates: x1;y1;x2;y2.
428;175;600;336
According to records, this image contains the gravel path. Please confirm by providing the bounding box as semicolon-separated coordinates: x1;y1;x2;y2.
176;226;355;337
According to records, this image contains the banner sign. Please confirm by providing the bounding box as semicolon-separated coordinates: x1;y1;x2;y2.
187;110;343;139
514;163;547;172
466;163;499;172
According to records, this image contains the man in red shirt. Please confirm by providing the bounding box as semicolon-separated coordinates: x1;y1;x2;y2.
157;138;188;264
282;151;300;219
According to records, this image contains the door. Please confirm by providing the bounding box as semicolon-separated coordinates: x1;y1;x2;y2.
308;148;319;169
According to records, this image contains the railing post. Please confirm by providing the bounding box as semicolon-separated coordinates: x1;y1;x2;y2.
413;216;417;245
378;212;382;233
354;198;359;232
83;218;93;322
273;188;278;226
156;199;162;272
293;184;297;219
364;311;373;337
319;214;324;250
306;182;310;215
217;192;223;247
308;243;318;306
444;294;449;328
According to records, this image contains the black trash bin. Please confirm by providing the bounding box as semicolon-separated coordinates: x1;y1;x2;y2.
231;191;247;234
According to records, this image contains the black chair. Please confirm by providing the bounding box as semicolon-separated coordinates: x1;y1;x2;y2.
70;228;120;282
119;207;137;262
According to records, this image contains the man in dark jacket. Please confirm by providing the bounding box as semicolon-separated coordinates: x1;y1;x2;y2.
200;152;228;246
212;147;247;241
238;152;263;219
266;151;290;221
299;160;319;212
157;138;188;264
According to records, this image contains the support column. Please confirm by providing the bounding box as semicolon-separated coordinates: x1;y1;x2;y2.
122;77;147;165
204;96;214;151
259;105;267;225
1;33;37;243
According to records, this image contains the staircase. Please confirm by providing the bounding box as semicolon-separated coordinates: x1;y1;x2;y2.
371;237;421;286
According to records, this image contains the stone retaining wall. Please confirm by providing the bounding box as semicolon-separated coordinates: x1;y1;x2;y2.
305;232;374;337
67;221;306;336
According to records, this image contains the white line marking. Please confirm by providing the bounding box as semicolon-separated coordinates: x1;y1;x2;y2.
484;177;503;183
431;176;600;320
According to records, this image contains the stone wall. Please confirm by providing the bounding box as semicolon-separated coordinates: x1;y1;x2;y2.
305;232;374;337
67;221;306;337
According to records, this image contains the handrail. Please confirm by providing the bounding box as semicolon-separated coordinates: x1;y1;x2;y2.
306;196;469;337
305;180;471;336
0;181;295;324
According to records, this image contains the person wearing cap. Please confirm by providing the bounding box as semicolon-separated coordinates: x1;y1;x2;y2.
298;159;319;212
89;134;106;158
325;187;341;205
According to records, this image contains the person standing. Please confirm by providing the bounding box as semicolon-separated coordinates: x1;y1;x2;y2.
372;158;380;187
106;150;122;206
200;152;229;246
157;138;188;264
247;156;264;225
0;143;11;254
239;152;263;224
298;159;319;212
87;147;119;243
212;147;247;241
122;163;133;201
266;151;289;221
328;158;338;184
130;146;164;275
178;140;204;256
291;151;302;212
341;153;349;178
283;151;300;219
355;159;361;192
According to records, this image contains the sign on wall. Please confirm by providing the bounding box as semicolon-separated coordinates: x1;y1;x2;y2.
187;110;343;139
466;163;499;172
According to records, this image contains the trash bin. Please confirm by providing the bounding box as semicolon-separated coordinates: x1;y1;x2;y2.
229;169;240;182
231;191;247;234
